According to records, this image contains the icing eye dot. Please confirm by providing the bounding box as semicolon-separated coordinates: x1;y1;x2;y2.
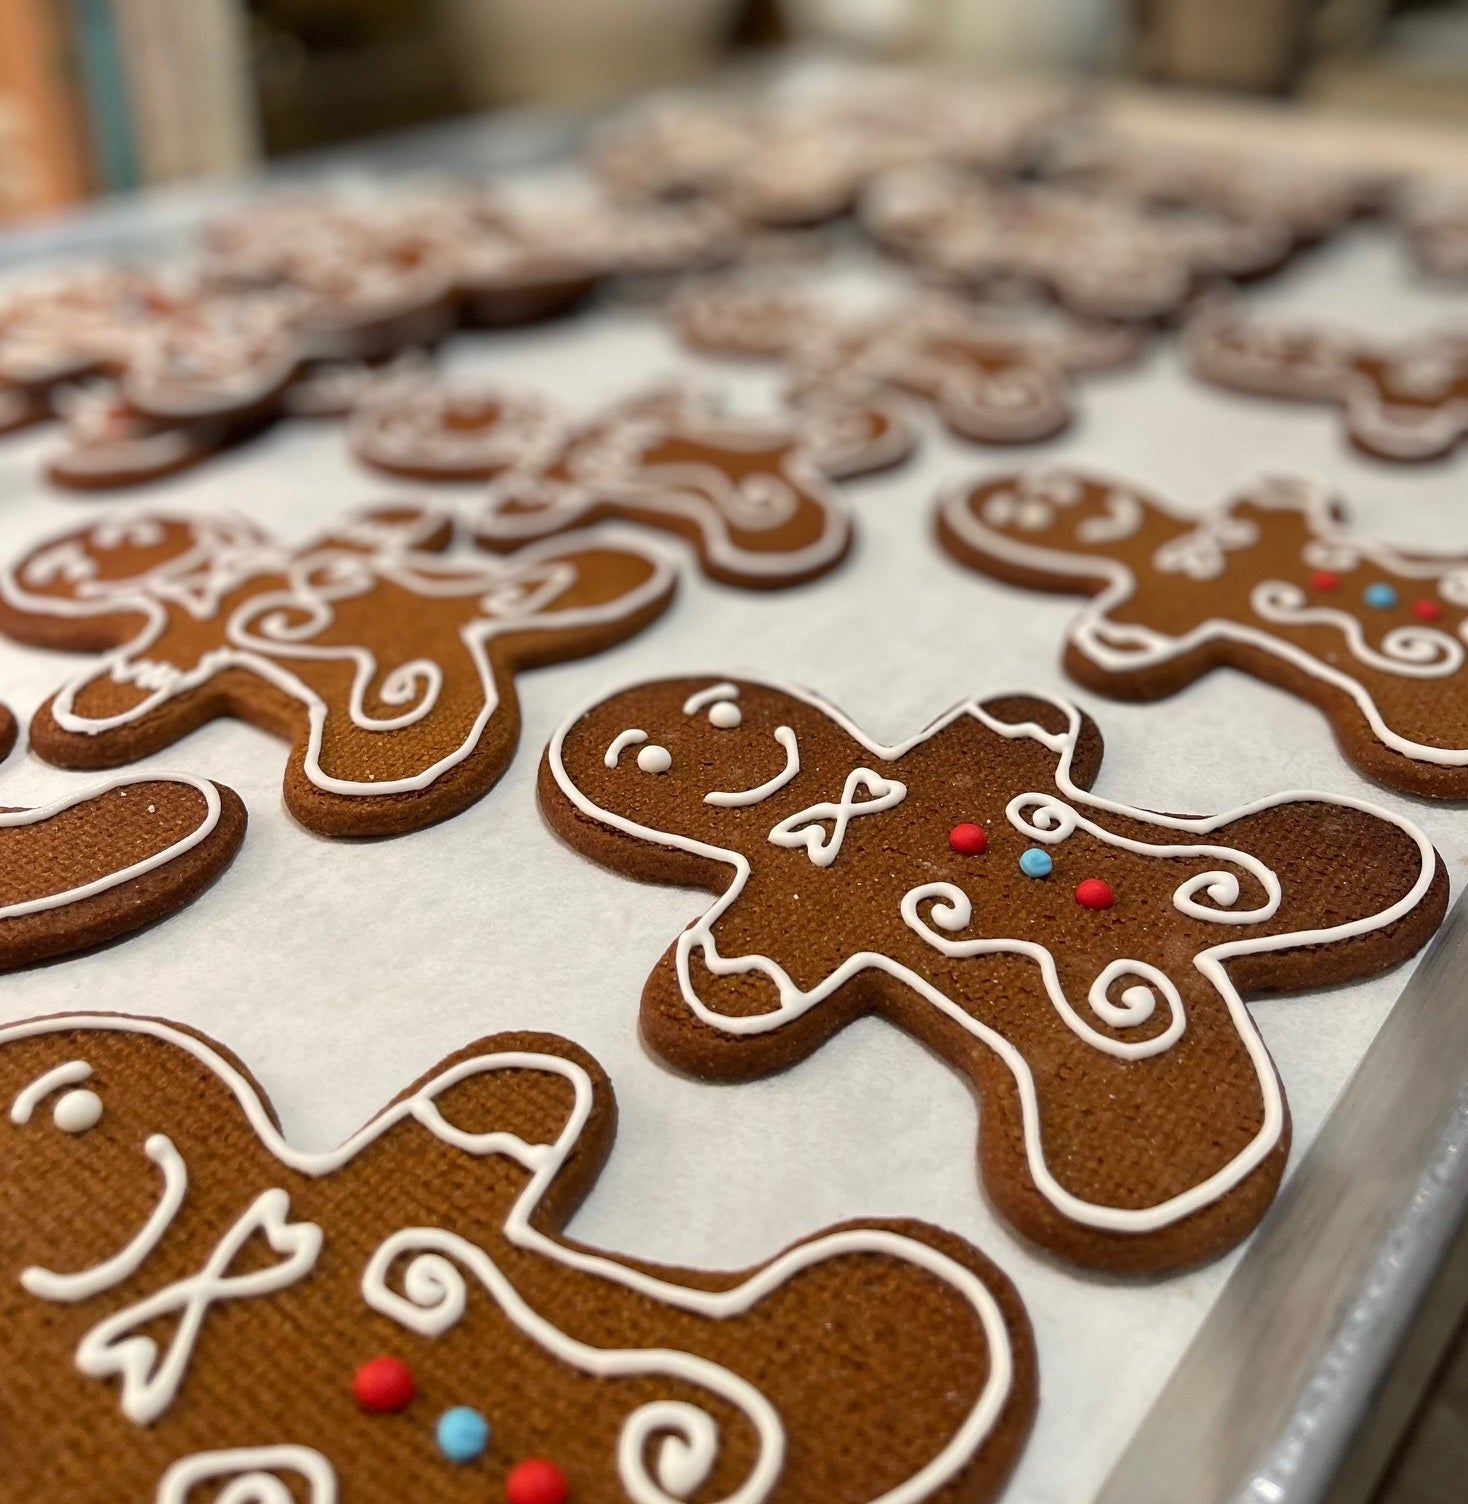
1413;599;1443;622
353;1355;415;1414
708;700;742;729
437;1406;490;1464
1364;583;1397;609
636;744;672;774
1075;878;1115;910
1309;570;1340;591
505;1457;569;1504
949;822;988;855
1018;848;1053;879
52;1088;102;1133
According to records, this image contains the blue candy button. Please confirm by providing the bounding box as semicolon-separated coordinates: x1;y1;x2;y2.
1364;583;1397;609
1019;848;1053;879
437;1406;490;1464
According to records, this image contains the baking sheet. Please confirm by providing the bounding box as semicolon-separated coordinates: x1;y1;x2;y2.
1;180;1467;1503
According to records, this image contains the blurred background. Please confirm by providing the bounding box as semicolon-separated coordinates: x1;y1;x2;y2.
2;0;1467;222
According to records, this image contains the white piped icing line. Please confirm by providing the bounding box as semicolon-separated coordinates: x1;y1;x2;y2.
0;773;220;918
548;673;1437;1236
157;1445;336;1504
704;727;799;808
0;519;677;798
4;1015;1015;1504
768;769;907;867
941;470;1468;766
605;728;648;766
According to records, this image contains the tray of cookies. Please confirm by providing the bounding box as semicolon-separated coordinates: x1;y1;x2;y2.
1;63;1466;1504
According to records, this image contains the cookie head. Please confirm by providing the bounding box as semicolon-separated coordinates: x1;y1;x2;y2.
9;514;260;611
959;470;1152;561
549;677;812;849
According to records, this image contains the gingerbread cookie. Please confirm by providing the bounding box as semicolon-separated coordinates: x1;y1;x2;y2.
672;281;1144;444
0;508;675;837
0;703;244;968
541;674;1445;1271
0;1013;1036;1503
939;468;1468;798
471;386;915;590
1187;309;1468;462
861;170;1291;323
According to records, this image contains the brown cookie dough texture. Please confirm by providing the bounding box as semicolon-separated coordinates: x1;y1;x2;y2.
1187;307;1468;462
0;506;675;837
0;1013;1037;1503
0;701;244;967
671;280;1145;445
541;675;1445;1272
939;467;1468;799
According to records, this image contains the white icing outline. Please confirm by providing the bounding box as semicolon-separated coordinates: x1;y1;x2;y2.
3;1015;1015;1504
939;470;1468;767
0;773;221;919
768;769;908;867
547;674;1437;1235
0;520;676;799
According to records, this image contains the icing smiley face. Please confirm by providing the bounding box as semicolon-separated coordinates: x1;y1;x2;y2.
542;675;1446;1272
940;467;1468;799
0;1014;1036;1504
0;505;676;837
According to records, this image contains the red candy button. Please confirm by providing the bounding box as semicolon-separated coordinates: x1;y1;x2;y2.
1075;878;1115;911
949;822;988;855
1309;570;1340;591
506;1458;569;1504
352;1355;414;1414
1413;599;1443;622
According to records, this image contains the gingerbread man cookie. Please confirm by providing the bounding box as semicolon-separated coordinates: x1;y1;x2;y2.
0;706;244;969
0;1013;1036;1503
0;508;675;837
541;675;1445;1271
939;468;1468;798
672;281;1144;445
861;170;1291;323
469;386;915;590
1187;309;1468;462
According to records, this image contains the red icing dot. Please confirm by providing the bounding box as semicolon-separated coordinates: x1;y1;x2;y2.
1310;570;1340;591
1075;878;1115;911
1412;599;1443;622
506;1459;569;1504
352;1356;414;1414
949;822;988;855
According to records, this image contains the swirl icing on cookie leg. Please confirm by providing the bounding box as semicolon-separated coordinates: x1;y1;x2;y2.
542;673;1445;1269
0;1015;1034;1504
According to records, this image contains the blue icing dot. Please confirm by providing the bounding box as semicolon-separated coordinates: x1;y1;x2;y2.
437;1406;490;1464
1364;583;1397;609
1019;848;1053;879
